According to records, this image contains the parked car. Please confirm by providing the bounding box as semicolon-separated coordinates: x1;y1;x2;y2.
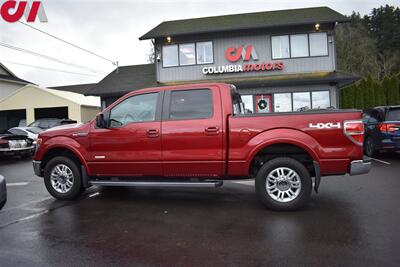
363;106;400;157
8;127;43;143
0;131;35;157
28;118;77;130
33;83;370;211
0;175;6;210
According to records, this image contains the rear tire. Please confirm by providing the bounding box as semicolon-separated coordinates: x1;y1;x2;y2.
365;136;376;157
255;157;312;211
44;156;85;200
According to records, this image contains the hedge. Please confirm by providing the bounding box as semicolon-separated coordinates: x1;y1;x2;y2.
339;73;400;109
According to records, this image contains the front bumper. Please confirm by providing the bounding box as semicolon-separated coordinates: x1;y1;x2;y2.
0;146;35;155
33;160;43;177
350;157;372;176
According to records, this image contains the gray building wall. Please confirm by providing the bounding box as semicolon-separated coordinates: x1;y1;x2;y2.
155;29;336;83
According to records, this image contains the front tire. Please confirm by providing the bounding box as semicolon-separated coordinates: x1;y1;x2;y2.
44;156;84;200
255;157;312;211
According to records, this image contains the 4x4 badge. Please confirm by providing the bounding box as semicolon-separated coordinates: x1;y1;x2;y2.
309;122;341;129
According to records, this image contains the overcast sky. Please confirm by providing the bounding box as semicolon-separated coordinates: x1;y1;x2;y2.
0;0;398;87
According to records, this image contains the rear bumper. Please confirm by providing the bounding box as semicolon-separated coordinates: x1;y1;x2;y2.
350;157;371;176
33;160;43;177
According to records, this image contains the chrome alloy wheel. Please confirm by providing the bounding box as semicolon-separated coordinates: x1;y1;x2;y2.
50;164;74;193
266;167;302;203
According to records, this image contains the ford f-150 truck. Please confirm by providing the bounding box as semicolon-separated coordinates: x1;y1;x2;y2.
33;83;371;210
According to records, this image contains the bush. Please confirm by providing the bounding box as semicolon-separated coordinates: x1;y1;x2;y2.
340;74;400;109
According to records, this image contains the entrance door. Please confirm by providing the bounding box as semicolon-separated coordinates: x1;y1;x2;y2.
88;92;163;177
161;87;224;177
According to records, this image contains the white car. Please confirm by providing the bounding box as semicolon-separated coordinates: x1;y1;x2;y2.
8;127;43;143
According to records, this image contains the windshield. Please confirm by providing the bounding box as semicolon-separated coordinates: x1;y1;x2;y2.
26;127;42;134
386;108;400;121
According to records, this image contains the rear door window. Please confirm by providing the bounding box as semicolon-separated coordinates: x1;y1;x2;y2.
386;108;400;121
169;89;213;120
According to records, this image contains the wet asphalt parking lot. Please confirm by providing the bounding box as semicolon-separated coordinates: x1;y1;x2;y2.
0;154;399;267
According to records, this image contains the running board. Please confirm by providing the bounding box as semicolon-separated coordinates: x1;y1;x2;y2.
89;180;223;188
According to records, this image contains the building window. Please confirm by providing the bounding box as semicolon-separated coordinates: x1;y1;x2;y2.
162;45;178;67
273;93;292;112
293;92;311;111
196;41;213;64
162;41;213;67
311;91;330;109
179;43;196;65
241;95;254;113
290;34;309;58
271;32;328;59
169;89;213;120
309;32;328;56
271;35;289;59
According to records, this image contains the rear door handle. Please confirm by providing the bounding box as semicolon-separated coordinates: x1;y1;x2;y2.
205;126;219;135
147;129;159;138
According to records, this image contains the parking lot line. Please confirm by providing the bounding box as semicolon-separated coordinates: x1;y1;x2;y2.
6;182;29;187
370;158;391;165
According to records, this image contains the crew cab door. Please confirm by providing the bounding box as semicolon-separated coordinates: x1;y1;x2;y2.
161;87;224;177
88;92;163;177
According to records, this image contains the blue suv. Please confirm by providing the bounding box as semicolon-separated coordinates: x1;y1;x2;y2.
363;106;400;157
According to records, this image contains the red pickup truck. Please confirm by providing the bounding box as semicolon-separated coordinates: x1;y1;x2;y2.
33;83;371;210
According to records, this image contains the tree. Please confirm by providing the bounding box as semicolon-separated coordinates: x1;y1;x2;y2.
336;19;380;79
383;75;400;105
363;5;400;77
373;79;386;106
354;84;365;109
336;6;400;79
363;75;376;108
146;43;155;63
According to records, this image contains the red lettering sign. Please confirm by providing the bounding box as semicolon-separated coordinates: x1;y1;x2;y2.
1;1;47;23
226;45;258;62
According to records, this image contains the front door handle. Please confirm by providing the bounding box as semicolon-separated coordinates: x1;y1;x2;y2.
147;129;159;138
205;126;219;135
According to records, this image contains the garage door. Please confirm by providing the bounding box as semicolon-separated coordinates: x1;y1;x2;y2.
34;107;68;120
0;109;26;133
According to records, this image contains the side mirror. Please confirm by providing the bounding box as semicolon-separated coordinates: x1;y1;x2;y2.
96;113;107;128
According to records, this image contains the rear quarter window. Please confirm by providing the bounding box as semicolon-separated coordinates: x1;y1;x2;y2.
386;108;400;121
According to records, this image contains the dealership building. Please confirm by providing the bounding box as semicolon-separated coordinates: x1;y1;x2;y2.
87;6;358;112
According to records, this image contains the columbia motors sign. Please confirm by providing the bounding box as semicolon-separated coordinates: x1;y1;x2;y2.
1;0;47;23
202;45;284;75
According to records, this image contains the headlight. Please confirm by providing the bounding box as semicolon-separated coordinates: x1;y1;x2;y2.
8;140;27;148
36;138;42;148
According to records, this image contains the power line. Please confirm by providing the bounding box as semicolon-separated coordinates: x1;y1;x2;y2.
1;60;103;77
0;42;107;75
18;21;117;66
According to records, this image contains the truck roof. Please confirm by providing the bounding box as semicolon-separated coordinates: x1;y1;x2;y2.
123;83;233;97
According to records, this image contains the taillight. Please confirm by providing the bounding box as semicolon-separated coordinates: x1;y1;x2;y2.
344;120;364;146
378;123;398;133
0;139;8;147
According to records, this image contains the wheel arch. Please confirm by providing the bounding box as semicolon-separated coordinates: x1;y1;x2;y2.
41;145;88;175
